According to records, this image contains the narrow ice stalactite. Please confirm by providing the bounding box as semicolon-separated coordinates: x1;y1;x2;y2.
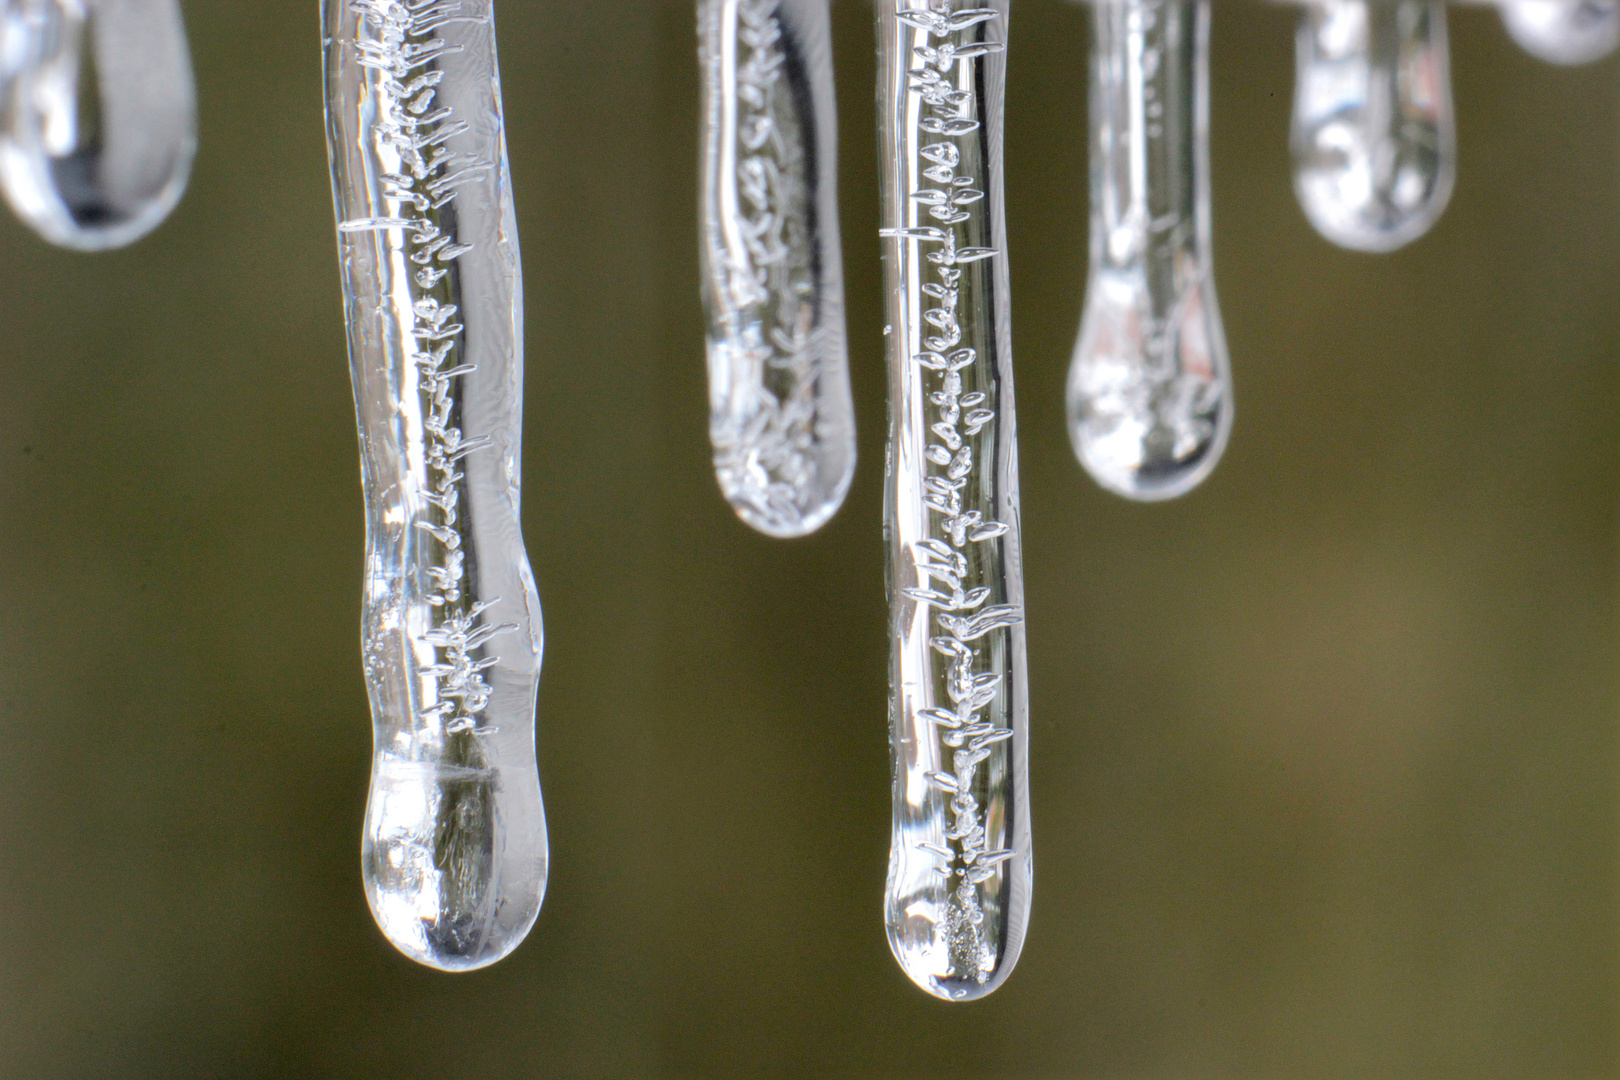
877;0;1031;1002
323;0;546;971
698;0;856;537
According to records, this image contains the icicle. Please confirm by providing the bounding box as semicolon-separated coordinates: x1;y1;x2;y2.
877;0;1031;1002
1068;0;1231;501
0;0;195;250
1291;0;1455;252
697;0;856;538
323;0;546;971
1498;0;1618;64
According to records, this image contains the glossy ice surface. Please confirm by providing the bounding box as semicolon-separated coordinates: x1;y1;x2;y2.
1069;0;1231;502
323;0;546;971
877;0;1031;1002
1292;0;1454;253
1498;0;1618;64
0;0;194;250
698;0;856;538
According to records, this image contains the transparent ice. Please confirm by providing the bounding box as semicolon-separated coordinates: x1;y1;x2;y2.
323;0;546;971
877;0;1030;1002
1291;0;1455;253
1497;0;1618;64
0;0;194;250
697;0;856;538
1068;0;1231;502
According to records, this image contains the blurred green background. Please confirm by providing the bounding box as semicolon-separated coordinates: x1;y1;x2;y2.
0;1;1612;1076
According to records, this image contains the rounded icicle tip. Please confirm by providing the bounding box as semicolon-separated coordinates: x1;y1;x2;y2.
364;748;548;972
0;0;196;251
1499;0;1619;64
1290;0;1455;254
1068;0;1233;502
1068;268;1232;502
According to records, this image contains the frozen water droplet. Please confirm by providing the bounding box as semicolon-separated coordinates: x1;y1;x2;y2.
1069;0;1232;501
1499;0;1619;65
0;0;196;250
1291;0;1454;253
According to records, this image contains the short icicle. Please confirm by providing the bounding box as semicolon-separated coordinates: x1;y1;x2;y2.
323;0;546;971
698;0;856;537
1068;0;1232;501
877;0;1031;1001
1291;0;1455;252
1496;0;1618;65
0;0;196;250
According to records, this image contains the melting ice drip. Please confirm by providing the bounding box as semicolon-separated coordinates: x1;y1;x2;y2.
326;0;546;971
698;0;855;537
879;0;1031;1002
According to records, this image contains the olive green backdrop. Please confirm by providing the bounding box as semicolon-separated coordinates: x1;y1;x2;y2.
0;1;1612;1076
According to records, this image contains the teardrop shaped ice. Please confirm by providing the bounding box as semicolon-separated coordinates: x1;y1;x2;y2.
1498;0;1618;65
1068;0;1231;502
698;0;857;538
877;0;1031;1002
0;0;195;250
323;0;547;971
1291;0;1454;253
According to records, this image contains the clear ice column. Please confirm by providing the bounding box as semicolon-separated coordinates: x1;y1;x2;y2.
1496;0;1618;64
1291;0;1455;252
323;0;546;971
877;0;1030;1002
0;0;196;250
1068;0;1231;501
698;0;856;538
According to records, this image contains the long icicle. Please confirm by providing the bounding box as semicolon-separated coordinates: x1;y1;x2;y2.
877;0;1031;1002
1291;0;1455;252
323;0;546;971
0;0;196;250
698;0;857;537
1068;0;1232;501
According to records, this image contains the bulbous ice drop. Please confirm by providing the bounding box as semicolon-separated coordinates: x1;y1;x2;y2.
697;0;856;538
0;0;195;250
323;0;546;971
1068;0;1231;502
877;0;1031;1001
1498;0;1619;64
1291;0;1455;253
